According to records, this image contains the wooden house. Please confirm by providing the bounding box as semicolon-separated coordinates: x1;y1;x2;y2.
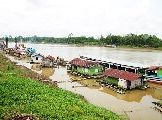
31;53;44;64
103;68;143;89
68;58;104;77
42;55;56;67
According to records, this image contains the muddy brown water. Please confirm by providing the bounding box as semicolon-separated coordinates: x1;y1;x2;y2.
7;43;162;120
50;67;162;120
9;42;162;67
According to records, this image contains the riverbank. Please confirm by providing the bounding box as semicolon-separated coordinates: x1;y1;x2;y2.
116;45;162;51
28;42;162;51
0;53;123;120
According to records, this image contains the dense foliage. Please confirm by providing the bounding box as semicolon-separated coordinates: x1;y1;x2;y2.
0;53;123;120
3;34;162;48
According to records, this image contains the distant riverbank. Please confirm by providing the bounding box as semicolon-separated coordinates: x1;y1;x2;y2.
28;42;162;52
7;33;162;49
117;45;162;51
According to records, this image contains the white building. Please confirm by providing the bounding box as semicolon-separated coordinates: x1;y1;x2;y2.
31;53;44;64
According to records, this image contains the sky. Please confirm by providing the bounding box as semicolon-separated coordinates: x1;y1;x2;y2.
0;0;162;38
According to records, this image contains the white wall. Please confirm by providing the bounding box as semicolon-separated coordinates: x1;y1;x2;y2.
118;78;127;89
31;56;43;63
118;78;141;89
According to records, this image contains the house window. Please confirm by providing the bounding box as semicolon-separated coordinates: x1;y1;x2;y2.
85;68;88;73
95;69;98;72
36;57;38;60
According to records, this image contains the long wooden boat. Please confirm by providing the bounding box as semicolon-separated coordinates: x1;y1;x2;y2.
148;79;162;85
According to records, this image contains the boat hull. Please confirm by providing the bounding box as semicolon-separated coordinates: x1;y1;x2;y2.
148;80;162;85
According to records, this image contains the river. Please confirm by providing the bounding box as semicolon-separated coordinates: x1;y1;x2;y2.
9;42;162;67
8;43;162;120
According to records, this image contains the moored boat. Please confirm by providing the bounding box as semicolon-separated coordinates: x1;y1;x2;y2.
148;79;162;85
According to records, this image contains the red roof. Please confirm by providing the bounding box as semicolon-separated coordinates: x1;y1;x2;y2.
147;66;162;71
103;68;141;81
70;58;98;67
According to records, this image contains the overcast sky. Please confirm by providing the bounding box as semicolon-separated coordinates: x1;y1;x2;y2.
0;0;162;38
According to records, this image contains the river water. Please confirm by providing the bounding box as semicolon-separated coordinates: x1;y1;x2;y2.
9;42;162;67
8;43;162;120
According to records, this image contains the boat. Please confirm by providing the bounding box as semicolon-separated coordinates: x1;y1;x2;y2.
145;66;162;85
104;44;116;48
148;79;162;85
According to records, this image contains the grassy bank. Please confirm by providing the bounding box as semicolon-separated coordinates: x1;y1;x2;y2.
0;53;123;120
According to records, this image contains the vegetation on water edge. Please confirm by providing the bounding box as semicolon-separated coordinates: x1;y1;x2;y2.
0;53;123;120
4;33;162;48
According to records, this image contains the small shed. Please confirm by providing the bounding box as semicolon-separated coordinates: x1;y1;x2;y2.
42;55;55;67
69;58;104;77
31;53;44;64
103;68;143;89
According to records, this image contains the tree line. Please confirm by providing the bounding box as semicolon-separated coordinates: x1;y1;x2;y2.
3;34;162;48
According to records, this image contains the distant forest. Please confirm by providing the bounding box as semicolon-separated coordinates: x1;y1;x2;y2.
3;34;162;48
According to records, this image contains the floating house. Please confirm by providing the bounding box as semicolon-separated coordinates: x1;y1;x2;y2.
103;68;143;89
68;58;104;77
42;55;56;67
80;56;146;75
31;53;44;64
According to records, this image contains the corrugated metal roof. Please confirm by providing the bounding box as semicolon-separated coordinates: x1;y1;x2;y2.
70;58;98;67
103;68;141;81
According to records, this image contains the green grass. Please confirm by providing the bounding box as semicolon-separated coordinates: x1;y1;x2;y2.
0;53;123;120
